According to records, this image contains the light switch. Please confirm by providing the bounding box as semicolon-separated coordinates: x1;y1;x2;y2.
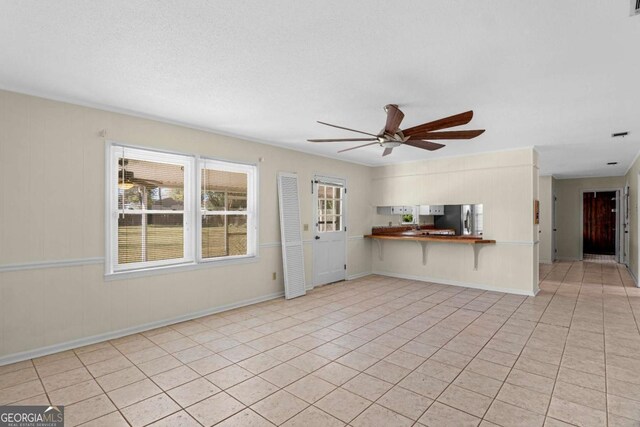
303;224;309;231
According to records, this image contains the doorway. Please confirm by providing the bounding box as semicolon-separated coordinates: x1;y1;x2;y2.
312;176;347;287
582;190;618;261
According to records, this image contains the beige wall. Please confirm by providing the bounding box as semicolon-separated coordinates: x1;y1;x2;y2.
0;90;374;360
554;176;625;261
538;176;554;264
0;90;541;361
369;148;539;295
626;158;639;282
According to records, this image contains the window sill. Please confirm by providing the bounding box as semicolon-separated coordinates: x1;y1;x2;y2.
105;255;260;281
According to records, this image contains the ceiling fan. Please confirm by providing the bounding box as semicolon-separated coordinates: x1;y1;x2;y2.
118;159;162;190
308;105;485;156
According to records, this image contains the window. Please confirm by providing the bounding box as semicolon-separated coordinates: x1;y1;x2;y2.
200;159;256;260
107;143;257;276
316;183;343;232
108;145;194;273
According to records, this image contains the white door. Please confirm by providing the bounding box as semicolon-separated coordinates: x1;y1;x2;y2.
313;177;346;287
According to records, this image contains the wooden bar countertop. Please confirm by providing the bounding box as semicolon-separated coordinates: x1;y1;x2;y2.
365;227;495;245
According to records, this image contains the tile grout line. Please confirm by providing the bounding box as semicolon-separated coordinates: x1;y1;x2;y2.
401;289;533;424
541;265;580;426
476;278;561;425
5;264;636;426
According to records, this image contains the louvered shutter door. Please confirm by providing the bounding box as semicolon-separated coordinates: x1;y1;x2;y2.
277;172;306;299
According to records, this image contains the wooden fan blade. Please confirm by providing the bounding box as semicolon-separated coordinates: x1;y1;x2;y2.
308;138;378;143
382;147;394;156
384;104;404;135
402;111;474;136
337;142;379;153
407;130;485;140
404;140;446;151
317;121;378;137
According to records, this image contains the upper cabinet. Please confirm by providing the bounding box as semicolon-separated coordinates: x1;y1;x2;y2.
377;206;413;215
419;205;444;215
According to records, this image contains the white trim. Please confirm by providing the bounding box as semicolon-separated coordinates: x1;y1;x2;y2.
104;256;262;281
627;266;638;286
259;242;282;248
198;157;258;262
0;290;284;367
347;271;371;280
580;188;622;262
0;240;531;274
312;174;348;287
0;257;104;273
372;270;537;296
106;143;196;275
0;86;372;168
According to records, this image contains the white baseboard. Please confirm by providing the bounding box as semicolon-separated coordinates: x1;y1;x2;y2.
347;271;372;280
628;266;638;286
372;270;536;296
306;272;372;290
0;291;284;367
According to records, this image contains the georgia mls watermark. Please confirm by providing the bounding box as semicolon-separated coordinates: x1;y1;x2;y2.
0;406;64;427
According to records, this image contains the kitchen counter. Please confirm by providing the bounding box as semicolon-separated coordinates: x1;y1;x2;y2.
365;233;495;244
365;230;495;269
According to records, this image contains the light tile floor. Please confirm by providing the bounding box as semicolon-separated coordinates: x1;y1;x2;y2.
1;261;639;426
583;254;617;264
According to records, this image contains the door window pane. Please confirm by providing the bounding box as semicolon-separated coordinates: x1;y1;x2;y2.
316;183;344;233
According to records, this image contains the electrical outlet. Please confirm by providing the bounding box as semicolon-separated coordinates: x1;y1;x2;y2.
272;272;276;280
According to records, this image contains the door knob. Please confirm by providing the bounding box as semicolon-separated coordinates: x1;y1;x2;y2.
315;236;320;240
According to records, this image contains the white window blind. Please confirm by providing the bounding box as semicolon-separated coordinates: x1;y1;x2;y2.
107;143;258;276
199;159;257;260
109;145;194;273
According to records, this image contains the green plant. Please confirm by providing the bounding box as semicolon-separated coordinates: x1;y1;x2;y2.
402;213;413;223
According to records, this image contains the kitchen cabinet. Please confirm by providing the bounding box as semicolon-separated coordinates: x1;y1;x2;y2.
377;206;413;215
419;205;445;215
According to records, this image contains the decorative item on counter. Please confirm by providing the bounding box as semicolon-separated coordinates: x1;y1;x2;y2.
402;213;414;224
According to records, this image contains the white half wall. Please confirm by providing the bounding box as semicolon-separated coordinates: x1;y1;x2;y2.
369;148;540;295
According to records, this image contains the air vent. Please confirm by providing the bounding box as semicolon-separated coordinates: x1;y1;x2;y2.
612;131;629;138
632;0;640;16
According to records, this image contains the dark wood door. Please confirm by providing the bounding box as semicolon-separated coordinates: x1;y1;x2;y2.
583;191;616;255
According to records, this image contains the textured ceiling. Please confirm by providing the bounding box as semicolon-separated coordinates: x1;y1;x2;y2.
0;1;639;177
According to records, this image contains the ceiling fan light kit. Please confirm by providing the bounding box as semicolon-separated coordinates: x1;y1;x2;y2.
308;104;485;157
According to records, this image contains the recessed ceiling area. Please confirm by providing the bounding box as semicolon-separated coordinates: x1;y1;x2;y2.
0;1;638;176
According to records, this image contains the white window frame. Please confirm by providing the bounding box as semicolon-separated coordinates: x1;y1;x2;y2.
105;141;259;278
198;158;258;263
106;143;195;275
